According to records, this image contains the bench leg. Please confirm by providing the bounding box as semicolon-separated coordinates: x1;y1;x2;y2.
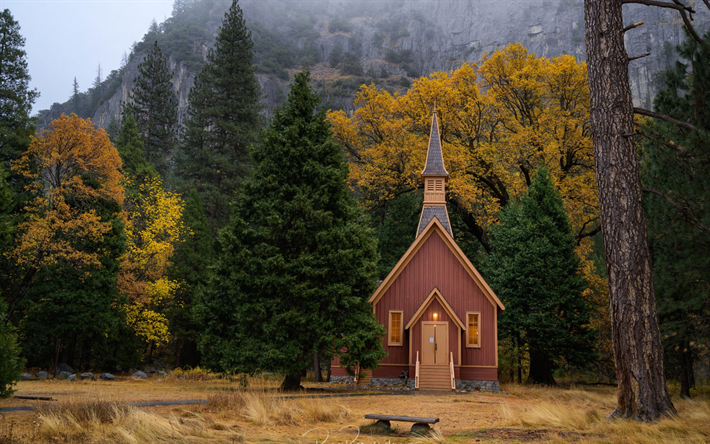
410;423;432;435
374;420;391;429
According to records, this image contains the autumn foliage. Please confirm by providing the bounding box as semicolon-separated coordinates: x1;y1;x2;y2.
11;113;124;270
119;175;186;346
328;44;598;249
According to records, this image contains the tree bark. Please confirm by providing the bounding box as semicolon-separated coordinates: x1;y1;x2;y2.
280;373;304;391
584;0;675;420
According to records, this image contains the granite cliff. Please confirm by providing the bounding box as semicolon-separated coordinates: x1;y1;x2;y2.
37;0;709;128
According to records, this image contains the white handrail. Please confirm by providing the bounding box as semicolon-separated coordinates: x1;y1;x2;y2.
450;352;455;390
415;351;420;390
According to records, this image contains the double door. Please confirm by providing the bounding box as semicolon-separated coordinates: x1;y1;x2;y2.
421;322;448;364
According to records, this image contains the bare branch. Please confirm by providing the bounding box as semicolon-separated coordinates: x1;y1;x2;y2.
576;218;601;245
628;52;651;61
634;127;690;158
623;21;645;32
642;188;710;234
634;107;695;131
704;0;710;12
623;0;705;45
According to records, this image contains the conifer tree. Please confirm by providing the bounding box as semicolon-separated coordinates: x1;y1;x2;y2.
0;9;38;169
167;188;212;367
196;69;385;390
177;0;262;233
0;299;23;398
486;168;595;385
124;41;177;176
642;29;710;399
114;116;158;182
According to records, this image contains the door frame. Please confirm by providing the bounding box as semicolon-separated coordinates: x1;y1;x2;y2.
421;321;449;365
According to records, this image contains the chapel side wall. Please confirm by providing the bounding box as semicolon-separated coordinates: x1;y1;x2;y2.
375;230;497;368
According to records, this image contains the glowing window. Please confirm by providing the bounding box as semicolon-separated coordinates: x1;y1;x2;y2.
466;312;480;347
389;311;403;346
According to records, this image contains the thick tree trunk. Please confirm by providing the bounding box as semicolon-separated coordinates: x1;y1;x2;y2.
584;0;675;420
527;349;556;386
280;373;304;391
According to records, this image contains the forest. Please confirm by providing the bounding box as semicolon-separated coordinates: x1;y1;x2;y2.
1;0;709;424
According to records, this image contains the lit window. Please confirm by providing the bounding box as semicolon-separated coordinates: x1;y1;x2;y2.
389;311;403;346
466;312;480;347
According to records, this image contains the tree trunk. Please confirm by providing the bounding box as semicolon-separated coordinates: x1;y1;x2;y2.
679;340;693;398
281;373;303;391
313;353;323;383
584;0;675;420
527;349;555;386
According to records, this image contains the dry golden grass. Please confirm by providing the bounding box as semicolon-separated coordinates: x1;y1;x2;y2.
2;378;710;443
499;384;710;444
204;390;351;426
34;400;240;443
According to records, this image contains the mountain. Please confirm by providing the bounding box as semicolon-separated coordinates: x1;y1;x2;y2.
37;0;709;129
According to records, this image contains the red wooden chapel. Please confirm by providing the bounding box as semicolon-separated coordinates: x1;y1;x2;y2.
331;111;504;391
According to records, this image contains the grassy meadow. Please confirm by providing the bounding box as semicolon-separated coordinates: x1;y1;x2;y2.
0;374;708;443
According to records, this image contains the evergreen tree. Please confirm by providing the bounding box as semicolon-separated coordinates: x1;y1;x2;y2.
177;0;262;234
195;69;385;390
486;168;595;385
0;299;23;398
0;9;38;169
641;29;710;399
114;116;158;182
167;188;212;367
0;164;12;251
71;77;80;113
123;41;177;176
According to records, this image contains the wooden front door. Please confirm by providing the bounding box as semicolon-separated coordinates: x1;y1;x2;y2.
421;322;449;365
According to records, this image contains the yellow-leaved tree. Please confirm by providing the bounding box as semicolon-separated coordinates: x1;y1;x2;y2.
329;44;598;250
119;175;186;355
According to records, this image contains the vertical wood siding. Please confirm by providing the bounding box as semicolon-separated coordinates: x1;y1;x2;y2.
376;231;497;368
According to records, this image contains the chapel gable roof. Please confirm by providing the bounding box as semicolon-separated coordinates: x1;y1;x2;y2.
369;217;505;312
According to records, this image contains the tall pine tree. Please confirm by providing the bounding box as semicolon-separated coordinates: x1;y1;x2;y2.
195;69;385;390
167;188;212;367
486;168;595;385
123;41;177;177
177;0;262;234
641;29;710;399
0;9;37;171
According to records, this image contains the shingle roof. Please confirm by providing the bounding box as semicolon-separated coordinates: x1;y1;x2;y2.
417;205;452;237
421;112;449;176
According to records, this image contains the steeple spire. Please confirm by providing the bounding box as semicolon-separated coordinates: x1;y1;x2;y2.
421;109;449;177
416;110;452;238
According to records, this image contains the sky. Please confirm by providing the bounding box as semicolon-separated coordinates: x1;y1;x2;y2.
3;0;176;114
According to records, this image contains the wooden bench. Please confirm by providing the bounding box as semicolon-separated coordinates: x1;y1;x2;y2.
364;414;439;434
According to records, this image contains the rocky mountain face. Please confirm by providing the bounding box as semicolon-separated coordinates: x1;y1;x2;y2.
41;0;709;129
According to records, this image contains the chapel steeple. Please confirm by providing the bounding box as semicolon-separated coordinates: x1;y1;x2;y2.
416;110;452;238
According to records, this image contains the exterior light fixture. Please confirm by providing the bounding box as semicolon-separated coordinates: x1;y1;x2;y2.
433;312;438;320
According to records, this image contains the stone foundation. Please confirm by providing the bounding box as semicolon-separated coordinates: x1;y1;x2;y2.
365;377;412;389
331;376;501;393
455;379;501;393
329;375;355;384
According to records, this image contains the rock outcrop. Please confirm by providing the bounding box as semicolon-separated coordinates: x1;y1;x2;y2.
40;1;709;128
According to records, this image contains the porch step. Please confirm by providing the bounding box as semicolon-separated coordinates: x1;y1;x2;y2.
417;365;453;391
